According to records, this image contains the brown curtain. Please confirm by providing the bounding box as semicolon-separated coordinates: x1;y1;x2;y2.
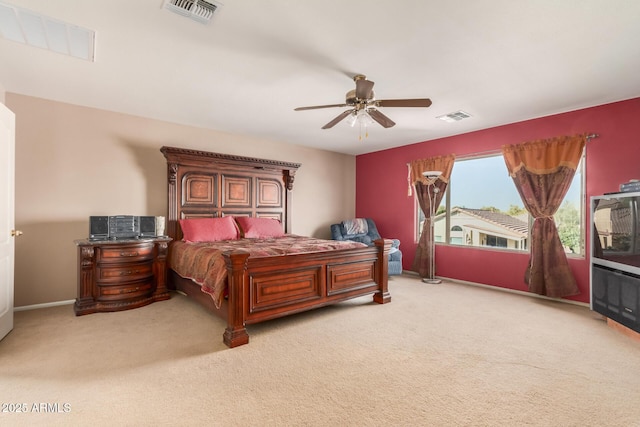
409;154;455;278
502;134;586;297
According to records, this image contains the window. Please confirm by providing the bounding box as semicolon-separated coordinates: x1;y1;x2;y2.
486;235;508;248
416;153;584;255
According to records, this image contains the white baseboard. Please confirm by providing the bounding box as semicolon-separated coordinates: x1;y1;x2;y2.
14;300;75;312
402;271;589;308
13;276;588;311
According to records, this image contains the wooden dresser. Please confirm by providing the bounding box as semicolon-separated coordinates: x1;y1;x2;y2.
74;237;171;315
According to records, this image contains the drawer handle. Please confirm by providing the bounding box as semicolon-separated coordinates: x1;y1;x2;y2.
119;270;140;276
119;251;139;257
120;287;140;294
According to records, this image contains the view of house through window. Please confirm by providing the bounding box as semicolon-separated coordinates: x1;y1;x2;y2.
416;153;584;255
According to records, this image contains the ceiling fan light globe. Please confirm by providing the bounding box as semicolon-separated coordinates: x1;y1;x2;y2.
358;110;374;126
347;111;358;127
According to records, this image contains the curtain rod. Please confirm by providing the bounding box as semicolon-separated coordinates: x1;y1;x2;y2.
406;133;600;165
406;149;500;166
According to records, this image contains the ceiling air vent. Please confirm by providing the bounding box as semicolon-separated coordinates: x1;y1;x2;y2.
437;111;472;123
162;0;223;25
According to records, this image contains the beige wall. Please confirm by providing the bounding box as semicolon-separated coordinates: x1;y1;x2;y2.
6;93;356;307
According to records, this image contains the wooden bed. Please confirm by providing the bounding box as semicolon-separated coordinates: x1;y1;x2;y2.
161;146;391;347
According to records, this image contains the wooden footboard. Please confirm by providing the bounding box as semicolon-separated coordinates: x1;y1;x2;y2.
168;239;391;347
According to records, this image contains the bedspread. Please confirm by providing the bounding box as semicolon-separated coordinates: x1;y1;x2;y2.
169;235;367;308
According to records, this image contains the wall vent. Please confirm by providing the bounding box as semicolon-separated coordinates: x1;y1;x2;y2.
436;111;472;123
162;0;223;25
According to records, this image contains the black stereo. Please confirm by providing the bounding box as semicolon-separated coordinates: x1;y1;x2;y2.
89;215;157;240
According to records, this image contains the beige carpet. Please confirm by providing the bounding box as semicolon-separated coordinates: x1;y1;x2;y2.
1;275;640;427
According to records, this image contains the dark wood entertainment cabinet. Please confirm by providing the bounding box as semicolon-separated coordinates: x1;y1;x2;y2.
74;237;172;315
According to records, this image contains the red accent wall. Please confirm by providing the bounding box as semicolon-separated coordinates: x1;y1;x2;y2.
356;97;640;303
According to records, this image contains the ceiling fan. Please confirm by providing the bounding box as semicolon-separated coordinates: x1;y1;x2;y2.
294;74;432;129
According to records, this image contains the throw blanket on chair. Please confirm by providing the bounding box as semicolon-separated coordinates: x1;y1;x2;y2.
342;218;368;235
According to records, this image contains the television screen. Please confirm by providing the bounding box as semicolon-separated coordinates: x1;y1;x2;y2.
592;193;640;270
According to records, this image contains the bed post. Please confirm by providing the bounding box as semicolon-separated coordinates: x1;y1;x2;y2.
283;169;296;233
165;160;178;240
223;251;251;347
373;239;392;304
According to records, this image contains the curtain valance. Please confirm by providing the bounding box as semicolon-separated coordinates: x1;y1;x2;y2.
502;134;585;177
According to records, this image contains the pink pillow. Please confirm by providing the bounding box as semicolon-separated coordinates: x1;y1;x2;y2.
179;217;239;242
235;217;284;238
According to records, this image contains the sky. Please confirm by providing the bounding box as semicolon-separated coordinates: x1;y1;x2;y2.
449;155;581;212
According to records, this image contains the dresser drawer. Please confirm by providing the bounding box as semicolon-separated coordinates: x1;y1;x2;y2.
97;262;153;282
98;244;154;263
97;280;153;301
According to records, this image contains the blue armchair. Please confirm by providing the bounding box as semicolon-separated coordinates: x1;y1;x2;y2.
330;218;403;275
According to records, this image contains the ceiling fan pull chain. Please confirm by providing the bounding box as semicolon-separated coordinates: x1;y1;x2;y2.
358;122;369;141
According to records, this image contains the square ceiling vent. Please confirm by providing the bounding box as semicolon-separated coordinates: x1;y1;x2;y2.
437;111;472;123
162;0;223;24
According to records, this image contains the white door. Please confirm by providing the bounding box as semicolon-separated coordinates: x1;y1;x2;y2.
0;103;16;341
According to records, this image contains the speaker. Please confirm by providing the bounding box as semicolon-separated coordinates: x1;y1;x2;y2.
139;216;157;237
89;216;109;240
607;278;621;311
592;266;607;301
621;275;639;322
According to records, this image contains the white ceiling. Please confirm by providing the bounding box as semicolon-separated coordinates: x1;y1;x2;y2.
1;0;640;156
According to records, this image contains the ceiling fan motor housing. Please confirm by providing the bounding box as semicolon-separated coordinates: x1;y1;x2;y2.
346;89;375;107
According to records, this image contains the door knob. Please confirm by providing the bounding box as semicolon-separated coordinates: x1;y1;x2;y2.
11;230;23;237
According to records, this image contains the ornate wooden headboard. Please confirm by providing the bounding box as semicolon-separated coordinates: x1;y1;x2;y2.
160;146;301;241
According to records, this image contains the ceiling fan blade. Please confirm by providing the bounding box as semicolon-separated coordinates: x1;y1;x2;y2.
376;98;432;108
294;103;348;111
368;109;396;128
321;110;353;129
355;78;375;100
